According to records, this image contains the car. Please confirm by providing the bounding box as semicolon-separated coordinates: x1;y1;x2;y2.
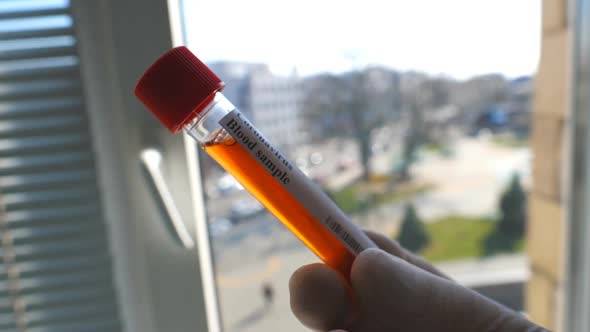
216;173;244;195
296;157;308;168
209;217;232;237
309;152;323;165
229;197;264;221
336;158;355;171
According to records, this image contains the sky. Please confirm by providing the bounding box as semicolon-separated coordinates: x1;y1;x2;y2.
183;0;541;80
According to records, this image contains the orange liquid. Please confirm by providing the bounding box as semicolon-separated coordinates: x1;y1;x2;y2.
204;131;354;275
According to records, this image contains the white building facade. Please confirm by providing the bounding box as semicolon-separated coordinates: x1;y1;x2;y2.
208;62;307;152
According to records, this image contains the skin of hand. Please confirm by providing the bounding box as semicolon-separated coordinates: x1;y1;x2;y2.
289;231;549;332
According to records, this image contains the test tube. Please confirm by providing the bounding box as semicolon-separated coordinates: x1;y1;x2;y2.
135;47;376;275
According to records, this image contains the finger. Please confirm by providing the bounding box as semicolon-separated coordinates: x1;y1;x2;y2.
349;248;538;331
289;263;354;331
364;230;450;279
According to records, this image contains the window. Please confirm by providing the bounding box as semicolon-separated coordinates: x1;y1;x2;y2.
183;0;540;330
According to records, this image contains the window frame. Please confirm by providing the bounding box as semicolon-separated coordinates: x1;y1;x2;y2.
70;0;220;331
566;0;590;331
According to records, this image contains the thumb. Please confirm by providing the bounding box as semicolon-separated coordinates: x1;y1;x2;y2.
348;248;543;332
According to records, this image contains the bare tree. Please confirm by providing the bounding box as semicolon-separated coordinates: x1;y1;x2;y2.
398;77;452;179
304;68;400;181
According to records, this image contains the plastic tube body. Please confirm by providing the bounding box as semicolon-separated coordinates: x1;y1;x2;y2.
186;93;376;275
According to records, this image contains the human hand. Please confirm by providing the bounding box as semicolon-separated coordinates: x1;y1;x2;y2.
289;231;548;331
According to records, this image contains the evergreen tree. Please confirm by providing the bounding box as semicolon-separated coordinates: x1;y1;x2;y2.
397;204;430;253
498;174;527;238
483;173;527;255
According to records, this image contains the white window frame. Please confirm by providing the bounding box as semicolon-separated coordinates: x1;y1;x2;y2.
70;0;220;331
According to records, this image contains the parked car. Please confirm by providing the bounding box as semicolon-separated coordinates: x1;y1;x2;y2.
216;173;244;195
209;217;233;237
229;197;264;222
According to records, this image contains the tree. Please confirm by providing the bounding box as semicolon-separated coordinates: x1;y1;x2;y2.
398;77;453;179
397;204;430;253
304;69;400;181
498;174;527;238
483;174;527;255
450;74;508;113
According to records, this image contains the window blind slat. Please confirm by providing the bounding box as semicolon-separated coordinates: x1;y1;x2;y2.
10;226;104;247
0;170;95;193
0;135;90;156
26;304;119;327
0;317;17;331
13;237;108;262
0;269;113;296
0;45;77;62
23;286;117;314
0;27;74;41
0;80;81;101
3;188;98;208
14;254;111;278
0;8;68;20
0;63;78;82
0;98;83;118
0;152;93;176
28;318;120;332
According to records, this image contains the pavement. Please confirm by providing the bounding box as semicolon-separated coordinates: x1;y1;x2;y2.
411;137;531;219
437;253;529;288
216;242;316;332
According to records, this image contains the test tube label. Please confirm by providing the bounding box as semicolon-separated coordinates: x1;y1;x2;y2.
220;109;376;255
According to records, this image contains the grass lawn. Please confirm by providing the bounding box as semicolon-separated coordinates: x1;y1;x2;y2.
328;180;434;214
492;136;529;148
374;183;435;205
329;180;526;262
423;142;448;153
393;215;527;262
328;186;365;214
421;216;495;262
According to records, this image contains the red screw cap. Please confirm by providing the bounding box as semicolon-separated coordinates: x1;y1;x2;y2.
134;46;225;133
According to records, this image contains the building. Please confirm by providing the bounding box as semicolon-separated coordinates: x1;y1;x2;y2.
207;62;266;120
208;62;307;152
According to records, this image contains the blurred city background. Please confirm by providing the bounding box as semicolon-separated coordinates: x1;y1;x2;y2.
202;66;532;331
0;0;583;331
187;1;538;330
